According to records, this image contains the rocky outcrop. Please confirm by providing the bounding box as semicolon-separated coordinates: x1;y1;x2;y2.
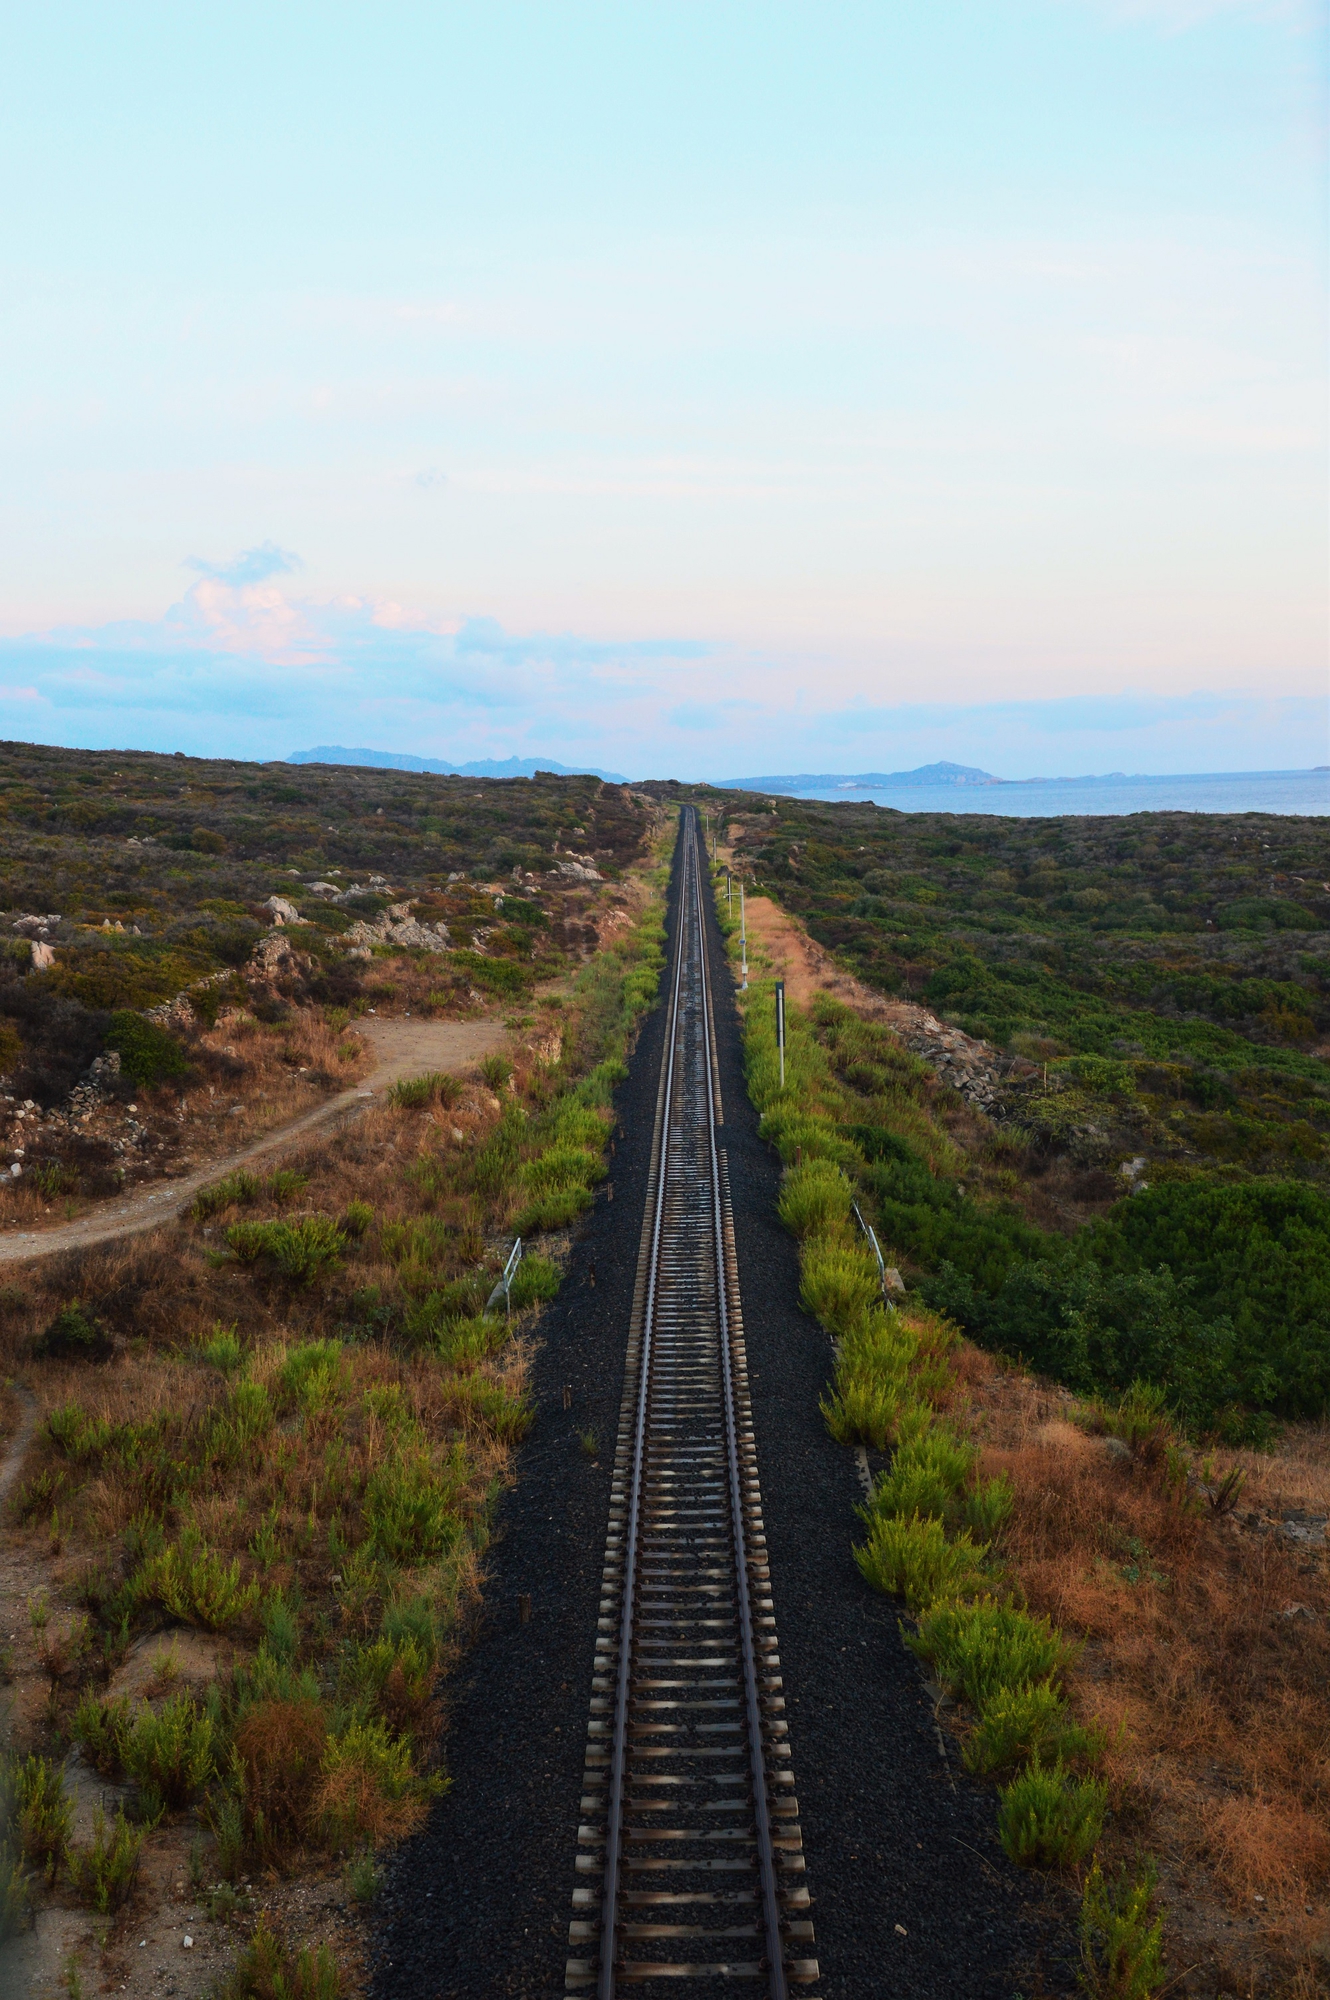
263;895;300;924
895;1013;1009;1115
552;857;603;884
343;908;451;954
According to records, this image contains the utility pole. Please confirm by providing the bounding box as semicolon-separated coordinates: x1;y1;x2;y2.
726;868;732;916
775;979;786;1088
739;883;748;990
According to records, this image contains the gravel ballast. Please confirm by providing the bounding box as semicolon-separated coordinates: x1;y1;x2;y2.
371;829;1076;1999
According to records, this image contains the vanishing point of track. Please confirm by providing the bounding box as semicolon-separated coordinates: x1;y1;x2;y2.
565;809;819;1996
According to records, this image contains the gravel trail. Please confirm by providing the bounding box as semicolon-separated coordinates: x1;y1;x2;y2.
371;838;1076;1999
0;1014;505;1267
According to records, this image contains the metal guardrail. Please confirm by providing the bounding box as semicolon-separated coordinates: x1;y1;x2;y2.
486;1235;523;1314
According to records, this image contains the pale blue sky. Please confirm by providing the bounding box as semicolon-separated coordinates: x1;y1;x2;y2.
1;1;1324;778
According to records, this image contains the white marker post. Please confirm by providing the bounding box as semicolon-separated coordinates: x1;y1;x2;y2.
739;883;748;990
726;867;732;916
775;979;786;1088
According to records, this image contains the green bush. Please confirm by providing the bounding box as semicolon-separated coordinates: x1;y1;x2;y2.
997;1756;1106;1870
1079;1857;1166;2000
962;1681;1101;1776
480;1054;513;1091
0;1759;29;1940
71;1693;131;1776
66;1807;142;1912
227;1216;347;1283
131;1540;261;1631
265;1168;309;1204
341;1199;374;1238
219;1914;342;2000
389;1070;463;1109
778;1159;855;1239
364;1447;465;1563
854;1512;989;1612
13;1754;72;1880
104;1011;190;1087
35;1302;113;1362
508;1253;561;1308
512;1186;593;1234
867;1428;975;1524
906;1598;1076;1712
191;1170;262;1219
198;1325;246;1374
122;1694;217;1811
799;1240;881;1335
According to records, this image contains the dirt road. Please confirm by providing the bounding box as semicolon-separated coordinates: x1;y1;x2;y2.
0;1015;506;1268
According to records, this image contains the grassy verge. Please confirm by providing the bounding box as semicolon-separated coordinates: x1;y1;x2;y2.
0;860;667;1987
716;861;1330;2000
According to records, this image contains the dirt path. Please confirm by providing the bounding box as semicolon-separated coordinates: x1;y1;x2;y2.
0;1015;506;1269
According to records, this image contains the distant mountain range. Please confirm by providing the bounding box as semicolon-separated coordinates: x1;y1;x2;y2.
287;746;627;782
716;761;1002;791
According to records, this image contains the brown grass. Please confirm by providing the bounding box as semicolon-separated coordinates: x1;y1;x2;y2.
236;1699;329;1850
961;1352;1330;1989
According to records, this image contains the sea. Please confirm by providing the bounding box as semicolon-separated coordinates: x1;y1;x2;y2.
785;769;1330;819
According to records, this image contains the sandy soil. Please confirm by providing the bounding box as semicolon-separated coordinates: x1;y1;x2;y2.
0;1015;507;1269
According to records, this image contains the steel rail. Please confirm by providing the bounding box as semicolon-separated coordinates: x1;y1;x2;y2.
597;808;693;2000
691;820;789;2000
568;806;812;1997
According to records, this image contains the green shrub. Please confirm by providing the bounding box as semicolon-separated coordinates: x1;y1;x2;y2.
799;1240;882;1334
191;1170;261;1219
820;1376;904;1451
265;1168;309;1204
198;1325;246;1374
13;1754;72;1880
35;1302;112;1362
508;1253;561;1308
868;1429;975;1524
1079;1857;1166;2000
778;1159;855;1239
962;1472;1016;1540
66;1807;142;1911
430;1315;504;1368
0;1760;28;1940
480;1054;513;1091
104;1011;190;1087
389;1070;463;1109
512;1186;593;1234
121;1694;217;1811
997;1756;1106;1869
962;1681;1102;1776
446;1375;532;1444
46;1402;114;1462
854;1512;989;1612
131;1540;261;1632
279;1339;348;1409
71;1693;131;1776
364;1448;465;1563
227;1216;347;1283
906;1598;1077;1712
218;1913;343;1999
341;1200;374;1238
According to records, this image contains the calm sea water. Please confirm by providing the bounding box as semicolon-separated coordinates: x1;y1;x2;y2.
789;769;1330;818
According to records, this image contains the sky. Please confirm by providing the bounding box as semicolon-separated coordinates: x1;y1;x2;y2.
0;1;1325;781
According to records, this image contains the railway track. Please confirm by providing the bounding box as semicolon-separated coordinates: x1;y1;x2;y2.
565;809;819;1997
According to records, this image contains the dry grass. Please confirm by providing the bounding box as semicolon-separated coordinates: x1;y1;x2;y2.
962;1354;1330;1991
0;880;666;1996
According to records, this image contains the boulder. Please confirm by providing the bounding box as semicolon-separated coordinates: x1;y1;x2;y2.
264;895;300;924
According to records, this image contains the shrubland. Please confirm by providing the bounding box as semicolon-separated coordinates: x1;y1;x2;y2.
0;741;661;1223
691;788;1330;1434
0;758;668;1990
720;854;1330;2000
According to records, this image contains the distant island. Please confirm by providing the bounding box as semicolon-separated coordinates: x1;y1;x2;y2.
287;746;627;782
715;761;1003;791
